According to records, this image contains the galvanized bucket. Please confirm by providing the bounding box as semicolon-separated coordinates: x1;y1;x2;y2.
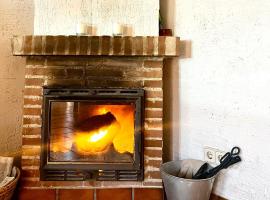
160;160;216;200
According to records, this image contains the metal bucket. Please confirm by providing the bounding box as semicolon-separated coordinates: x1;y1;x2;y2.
160;160;216;200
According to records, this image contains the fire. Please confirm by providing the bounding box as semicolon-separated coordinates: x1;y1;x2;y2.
89;129;108;142
50;103;135;156
74;122;120;154
98;107;109;115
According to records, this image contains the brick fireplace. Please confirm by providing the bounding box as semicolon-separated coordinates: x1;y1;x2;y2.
12;36;180;200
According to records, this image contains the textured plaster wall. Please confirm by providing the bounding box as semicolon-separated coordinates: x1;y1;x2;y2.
0;0;33;156
174;0;270;199
34;0;159;36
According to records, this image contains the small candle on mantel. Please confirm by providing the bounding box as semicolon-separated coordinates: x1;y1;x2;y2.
87;25;97;36
76;23;97;36
76;23;88;35
112;23;123;36
122;24;133;36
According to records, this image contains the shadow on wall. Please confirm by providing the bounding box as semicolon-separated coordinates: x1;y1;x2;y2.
180;40;192;59
160;0;192;163
163;40;192;162
163;58;180;162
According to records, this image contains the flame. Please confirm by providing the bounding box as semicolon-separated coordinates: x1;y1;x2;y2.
74;122;120;154
50;103;135;155
98;107;109;115
89;129;108;142
86;105;135;154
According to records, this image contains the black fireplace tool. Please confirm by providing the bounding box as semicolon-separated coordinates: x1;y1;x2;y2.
192;146;241;179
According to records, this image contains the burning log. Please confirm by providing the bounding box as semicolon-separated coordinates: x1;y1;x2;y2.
73;112;120;154
75;112;117;132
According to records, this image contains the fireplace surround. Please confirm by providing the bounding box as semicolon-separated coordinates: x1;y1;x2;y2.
12;35;180;199
41;87;144;181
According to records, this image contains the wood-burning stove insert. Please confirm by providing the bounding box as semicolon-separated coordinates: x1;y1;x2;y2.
40;87;144;181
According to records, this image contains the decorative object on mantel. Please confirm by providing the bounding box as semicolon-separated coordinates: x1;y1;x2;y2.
122;24;133;36
159;11;173;36
159;29;173;36
12;35;180;57
112;23;133;36
76;23;97;36
112;23;124;36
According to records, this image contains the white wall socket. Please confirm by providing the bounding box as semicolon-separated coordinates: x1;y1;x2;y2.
215;150;226;164
204;147;226;165
204;147;216;163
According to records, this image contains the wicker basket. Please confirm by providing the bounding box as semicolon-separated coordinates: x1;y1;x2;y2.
0;167;20;200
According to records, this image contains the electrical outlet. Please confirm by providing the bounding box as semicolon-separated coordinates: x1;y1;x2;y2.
204;147;216;163
215;150;226;164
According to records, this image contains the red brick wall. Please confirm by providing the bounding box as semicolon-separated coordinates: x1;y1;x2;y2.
21;56;164;189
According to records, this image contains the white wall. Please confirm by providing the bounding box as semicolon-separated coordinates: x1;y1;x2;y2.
0;0;33;156
34;0;159;36
175;0;270;199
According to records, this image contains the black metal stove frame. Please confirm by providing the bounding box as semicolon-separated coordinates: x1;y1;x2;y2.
40;87;144;181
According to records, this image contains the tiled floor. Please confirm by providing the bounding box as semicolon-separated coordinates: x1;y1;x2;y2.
18;188;164;200
18;188;227;200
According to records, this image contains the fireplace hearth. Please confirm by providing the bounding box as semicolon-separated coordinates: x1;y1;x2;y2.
41;88;144;181
12;35;180;191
